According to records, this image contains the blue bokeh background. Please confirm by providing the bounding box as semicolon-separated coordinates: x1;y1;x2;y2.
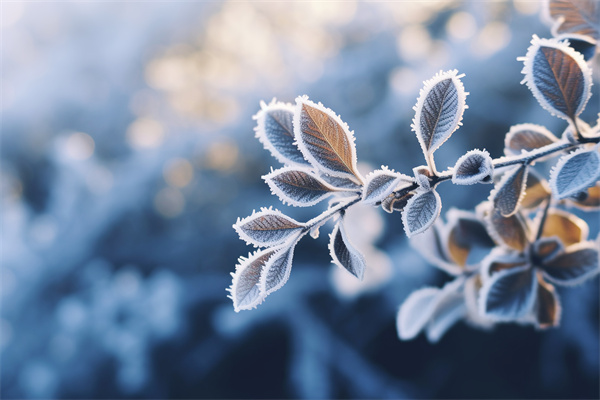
2;1;598;398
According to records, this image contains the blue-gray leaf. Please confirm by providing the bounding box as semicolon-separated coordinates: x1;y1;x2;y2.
426;293;466;343
233;207;304;247
490;165;529;217
396;287;440;340
541;242;599;286
254;99;311;166
328;219;366;280
229;248;277;312
264;166;338;207
259;236;300;297
412;70;468;159
549;147;600;199
401;189;442;237
452;149;493;185
520;35;592;120
362;167;414;205
479;264;537;321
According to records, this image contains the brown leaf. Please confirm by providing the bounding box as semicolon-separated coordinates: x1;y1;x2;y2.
294;97;361;182
541;208;588;246
486;207;530;252
536;274;561;329
491;165;528;217
570;182;600;210
446;210;495;267
549;0;599;40
504;124;558;157
521;170;551;209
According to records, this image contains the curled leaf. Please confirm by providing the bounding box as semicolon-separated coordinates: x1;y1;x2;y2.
401;189;442;237
410;220;462;276
294;96;362;183
519;35;592;120
362;167;413;205
481;248;528;277
446;209;495;268
531;236;564;264
412;70;468;161
328;219;366;280
548;0;599;40
233;208;304;247
541;208;589;246
381;192;414;214
452;149;493;185
541;242;599;286
263;166;338;207
490;165;529;217
479;264;537;321
259;235;300;297
535;275;561;329
254;99;311;166
549;147;600;199
503;124;558;157
229;248;277;312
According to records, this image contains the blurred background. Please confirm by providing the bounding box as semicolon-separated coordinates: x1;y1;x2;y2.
1;1;599;398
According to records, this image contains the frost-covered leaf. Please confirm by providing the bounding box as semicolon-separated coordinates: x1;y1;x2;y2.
541;208;588;246
328;219;366;280
491;165;528;217
519;35;592;120
401;189;442;237
531;236;564;264
263;166;338;207
229;248;277;312
362;167;413;205
452;149;493;185
557;33;597;62
426;292;466;343
479;264;537;321
294;96;362;183
485;206;530;252
521;170;551;209
413;166;432;190
412;70;468;161
549;147;600;199
397;279;463;341
549;0;600;40
259;235;300;297
464;275;495;329
254;99;311;166
541;242;599;286
320;173;362;190
233;208;304;247
503;124;558;157
397;287;440;340
569;182;600;210
446;209;495;268
536;276;561;329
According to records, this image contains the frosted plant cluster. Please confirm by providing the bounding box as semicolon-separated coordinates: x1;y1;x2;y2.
231;0;600;342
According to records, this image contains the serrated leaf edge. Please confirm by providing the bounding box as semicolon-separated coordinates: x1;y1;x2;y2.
233;206;305;248
401;188;442;238
489;164;529;217
548;146;600;199
519;35;593;120
452;149;494;185
362;166;414;205
503;123;558;157
328;219;367;280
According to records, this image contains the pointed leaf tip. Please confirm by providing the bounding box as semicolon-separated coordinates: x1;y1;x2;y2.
401;189;442;237
520;35;592;121
293;96;363;183
264;166;339;207
412;70;468;161
328;219;367;280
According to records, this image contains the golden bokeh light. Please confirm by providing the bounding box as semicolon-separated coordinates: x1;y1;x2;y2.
446;12;477;41
204;141;239;171
163;158;194;188
126;118;165;149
